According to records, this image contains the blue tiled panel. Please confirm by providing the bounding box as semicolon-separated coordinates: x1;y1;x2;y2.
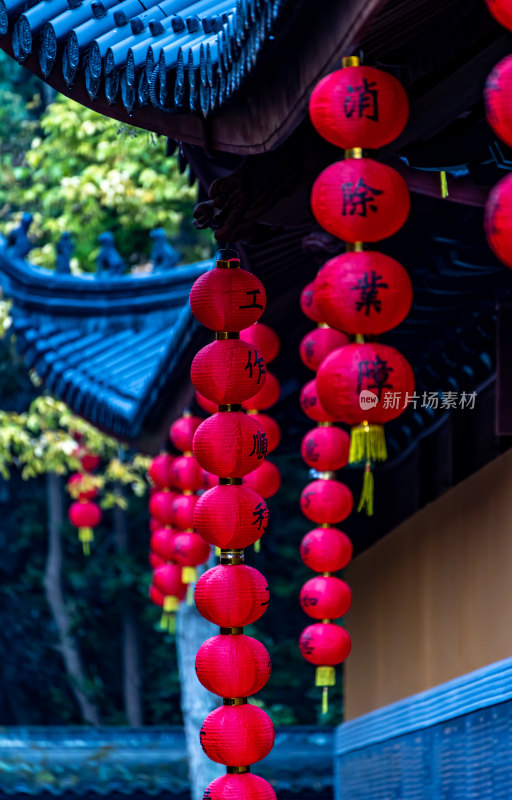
336;658;512;800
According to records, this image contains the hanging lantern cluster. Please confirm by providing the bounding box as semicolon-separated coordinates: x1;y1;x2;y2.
483;2;512;267
189;249;276;800
240;323;282;550
298;284;354;713
67;446;102;555
307;56;414;513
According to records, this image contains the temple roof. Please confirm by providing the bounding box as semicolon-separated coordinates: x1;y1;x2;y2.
0;242;212;448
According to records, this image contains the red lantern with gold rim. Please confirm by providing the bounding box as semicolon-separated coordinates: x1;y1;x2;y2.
191;340;267;405
196;634;271;697
190;265;266;332
193;412;268;478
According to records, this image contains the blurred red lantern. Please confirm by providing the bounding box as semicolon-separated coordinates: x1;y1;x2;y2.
316;342;415;425
196;634;271;697
194;485;269;549
314;251;412;335
152;563;187;630
149;552;165;570
193;413;268;478
242;372;280;411
80;452;100;472
309;65;409;150
191;340;267;405
200;704;274;766
301;426;350;471
311;158;410;243
300;379;337;423
300;527;353;572
246;413;281;453
171;493;198;530
240;324;280;363
485;0;512;31
485;172;512;268
190;265;266;331
196;391;218;416
300;479;353;524
300;576;352;619
485;56;512;148
171;455;203;492
201;469;219;490
195;564;269;627
149;584;164;607
203;773;276;800
150;526;178;562
171;531;210;583
67;473;98;501
149;454;176;489
242;460;281;499
68;501;102;555
149;490;177;526
299;622;352;665
300;282;323;323
149;517;160;533
169;415;203;453
299;327;348;372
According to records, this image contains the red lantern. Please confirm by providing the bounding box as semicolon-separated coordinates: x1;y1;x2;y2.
300;576;352;619
309;65;409;150
193;413;268;478
149;517;160;533
196;391;218;416
80;452;100;472
196;634;271;697
240;324;280;363
485;56;512;148
149;490;177;526
300;479;353;524
200;704;274;766
169;415;203;453
242;460;281;499
299;327;348;372
300;281;323;323
316;342;415;425
171;493;198;530
485;172;512;268
152;563;187;630
242;372;280;411
246;413;281;453
149;552;165;570
67;473;98;501
201;469;219;490
150;526;178;562
311;158;410;242
301;426;350;471
68;501;102;554
300;379;337;423
194;485;269;549
203;773;276;800
190;266;266;331
314;251;412;335
149;584;164;607
149;454;176;489
171;531;210;583
191;340;267;405
485;0;512;31
171;455;203;492
299;622;352;665
195;564;269;627
300;527;353;572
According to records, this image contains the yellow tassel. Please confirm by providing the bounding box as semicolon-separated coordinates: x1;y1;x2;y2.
357;463;374;516
78;527;94;556
182;566;197;584
215;546;221;557
316;666;336;687
440;170;449;198
322;687;329;714
186;583;194;606
254;539;261;553
349;423;387;464
164;596;178;613
159;612;176;634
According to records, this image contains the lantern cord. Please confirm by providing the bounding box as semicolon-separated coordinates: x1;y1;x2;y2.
440;171;449;199
357;462;374;516
254;538;261;553
322;687;329;715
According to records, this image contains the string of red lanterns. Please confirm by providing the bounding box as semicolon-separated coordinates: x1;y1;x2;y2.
483;1;512;266
67;446;101;555
297;287;353;714
188;248;276;800
309;55;414;514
